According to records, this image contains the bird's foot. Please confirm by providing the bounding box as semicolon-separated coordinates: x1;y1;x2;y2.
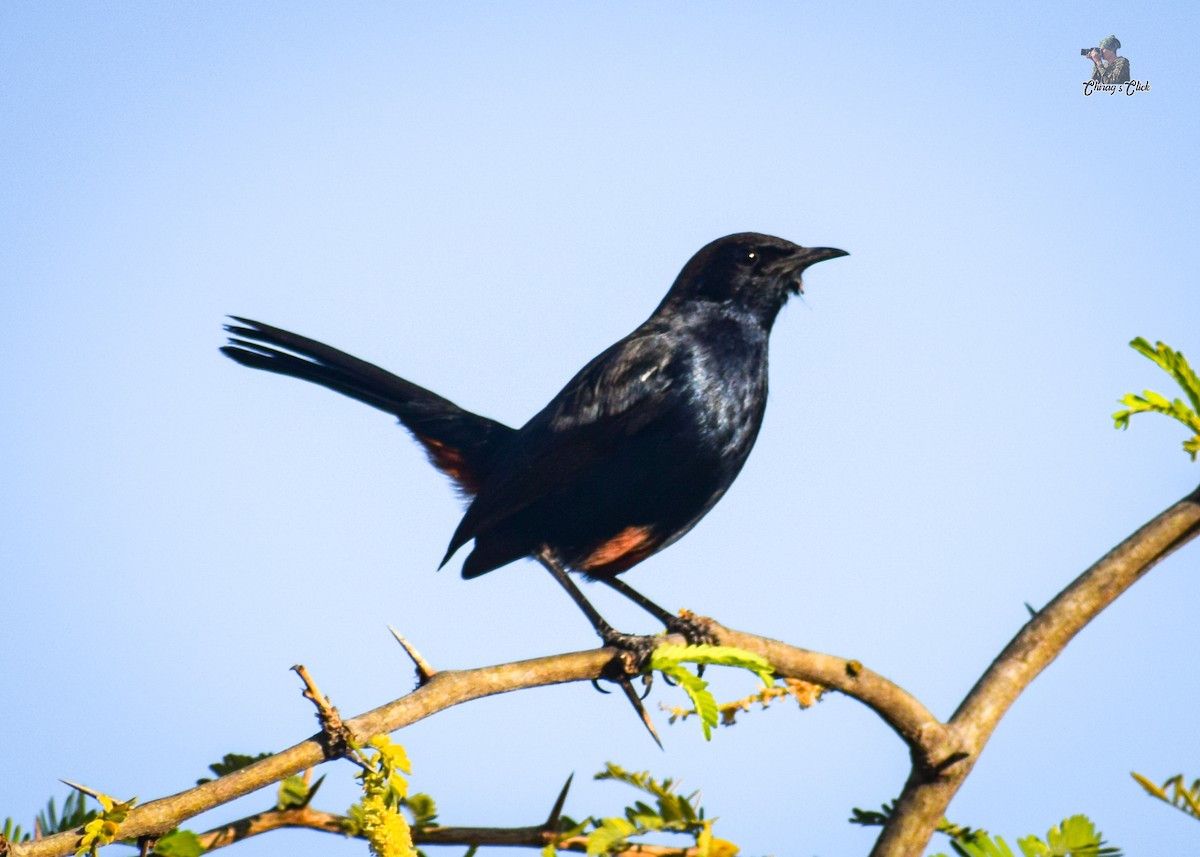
592;630;665;747
664;610;720;647
597;613;719;674
600;631;662;675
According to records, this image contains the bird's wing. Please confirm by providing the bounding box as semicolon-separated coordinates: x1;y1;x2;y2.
441;328;684;563
222;317;517;494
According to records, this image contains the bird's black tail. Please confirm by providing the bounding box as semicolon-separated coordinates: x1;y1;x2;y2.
221;317;516;495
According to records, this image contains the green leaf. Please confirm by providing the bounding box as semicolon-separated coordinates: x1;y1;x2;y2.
585;763;735;856
650;644;775;686
276;775;311;811
403;793;438;828
197;752;272;785
1115;339;1200;460
1130;772;1168;801
153;829;205;857
1143;389;1171;409
70;791;137;857
595;763;678;800
849;803;893;827
1132;771;1200;821
649;645;774;740
677;668;719;740
1042;814;1108;854
1128;336;1156;361
3;816;29;844
586;817;636;855
1130;338;1200;413
925;812;1120;857
939;831;1017;857
1015;833;1051;856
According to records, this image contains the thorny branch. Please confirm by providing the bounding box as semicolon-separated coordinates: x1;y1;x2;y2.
4;486;1197;857
17;771;687;857
3;622;936;857
187;800;708;855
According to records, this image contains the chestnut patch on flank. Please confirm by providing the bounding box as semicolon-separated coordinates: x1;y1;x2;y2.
415;435;478;494
578;525;658;574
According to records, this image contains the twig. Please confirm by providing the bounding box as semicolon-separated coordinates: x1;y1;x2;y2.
192;805;714;855
292;664;352;760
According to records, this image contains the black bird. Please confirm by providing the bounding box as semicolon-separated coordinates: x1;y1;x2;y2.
222;233;846;647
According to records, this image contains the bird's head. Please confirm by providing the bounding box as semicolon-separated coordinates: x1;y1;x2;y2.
662;232;847;327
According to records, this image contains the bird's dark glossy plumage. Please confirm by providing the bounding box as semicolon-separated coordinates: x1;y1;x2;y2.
222;232;846;636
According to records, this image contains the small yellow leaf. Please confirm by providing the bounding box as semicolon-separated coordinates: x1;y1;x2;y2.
708;838;740;857
1131;771;1168;800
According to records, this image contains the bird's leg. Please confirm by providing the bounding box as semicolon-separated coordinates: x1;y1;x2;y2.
535;548;663;746
596;575;718;646
593;574;675;626
535;548;619;640
535;549;659;656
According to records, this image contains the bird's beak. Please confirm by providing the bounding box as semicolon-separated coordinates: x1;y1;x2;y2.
797;246;850;266
779;246;848;294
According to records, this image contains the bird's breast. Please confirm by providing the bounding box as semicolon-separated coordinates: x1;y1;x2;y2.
676;320;770;463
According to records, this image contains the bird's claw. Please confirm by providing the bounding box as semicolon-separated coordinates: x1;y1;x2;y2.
591;673;651;703
665;611;720;647
600;631;666;677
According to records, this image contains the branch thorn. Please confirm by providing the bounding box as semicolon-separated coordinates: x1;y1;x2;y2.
59;780;102;800
389;626;438;684
615;675;663;749
543;773;574;831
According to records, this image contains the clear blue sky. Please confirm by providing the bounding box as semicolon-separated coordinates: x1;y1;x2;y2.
3;3;1198;855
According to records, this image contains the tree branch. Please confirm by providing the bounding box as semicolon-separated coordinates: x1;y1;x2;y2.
7;617;948;857
8;648;615;857
14;482;1194;857
870;484;1200;856
709;624;956;769
193;805;711;856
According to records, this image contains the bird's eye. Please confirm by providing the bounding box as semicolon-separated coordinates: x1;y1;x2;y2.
740;249;758;266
